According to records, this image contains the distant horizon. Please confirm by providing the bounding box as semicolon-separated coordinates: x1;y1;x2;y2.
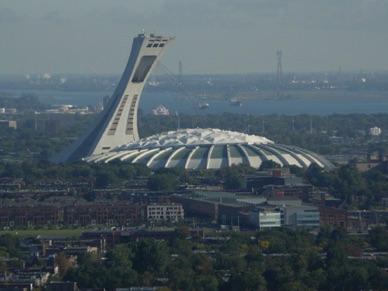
1;68;387;79
1;1;387;75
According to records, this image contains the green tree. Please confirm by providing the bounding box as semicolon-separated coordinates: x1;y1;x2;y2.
324;242;350;289
95;169;117;188
147;173;178;191
369;225;388;251
0;234;19;257
70;163;94;179
64;253;108;289
131;238;169;276
104;244;137;289
259;160;281;171
336;164;368;204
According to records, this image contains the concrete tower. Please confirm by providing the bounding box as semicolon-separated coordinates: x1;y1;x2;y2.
52;32;174;163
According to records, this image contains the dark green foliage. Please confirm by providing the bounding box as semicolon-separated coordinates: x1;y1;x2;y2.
0;160;152;192
147;173;178;191
65;248;137;291
64;253;109;289
368;225;388;251
0;94;48;111
0;234;19;257
259;160;281;171
1;227;388;290
130;238;169;276
155;167;194;185
95;169;117;188
304;162;388;208
104;245;138;289
216;164;255;190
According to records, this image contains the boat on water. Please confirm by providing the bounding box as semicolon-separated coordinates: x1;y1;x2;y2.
152;105;170;116
195;102;210;109
229;98;243;107
148;81;159;86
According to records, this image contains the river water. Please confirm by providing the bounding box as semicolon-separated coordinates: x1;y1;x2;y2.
9;89;388;116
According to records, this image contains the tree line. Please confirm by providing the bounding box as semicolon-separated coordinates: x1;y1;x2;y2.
2;226;387;290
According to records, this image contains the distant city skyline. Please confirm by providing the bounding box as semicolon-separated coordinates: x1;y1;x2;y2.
1;0;387;75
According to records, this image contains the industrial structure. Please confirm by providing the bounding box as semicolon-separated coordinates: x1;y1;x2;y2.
275;49;283;97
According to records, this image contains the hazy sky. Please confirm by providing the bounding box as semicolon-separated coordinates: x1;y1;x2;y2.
1;0;387;75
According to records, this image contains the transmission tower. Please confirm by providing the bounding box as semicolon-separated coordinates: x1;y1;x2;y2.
179;60;183;84
275;50;283;97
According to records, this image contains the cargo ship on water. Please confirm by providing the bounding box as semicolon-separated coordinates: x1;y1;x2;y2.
195;102;210;109
229;97;243;107
152;105;170;115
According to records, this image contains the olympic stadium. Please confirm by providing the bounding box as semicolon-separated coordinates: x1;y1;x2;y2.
83;128;334;170
52;32;334;171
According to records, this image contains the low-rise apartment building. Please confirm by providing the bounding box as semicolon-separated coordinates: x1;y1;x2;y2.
64;204;139;226
147;204;184;222
0;206;59;227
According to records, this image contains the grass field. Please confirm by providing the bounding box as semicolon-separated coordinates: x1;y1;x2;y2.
0;228;86;238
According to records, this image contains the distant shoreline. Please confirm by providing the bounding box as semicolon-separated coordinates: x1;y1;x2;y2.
194;90;388;101
4;89;388;116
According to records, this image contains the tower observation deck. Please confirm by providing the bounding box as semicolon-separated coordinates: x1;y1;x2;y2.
52;33;174;163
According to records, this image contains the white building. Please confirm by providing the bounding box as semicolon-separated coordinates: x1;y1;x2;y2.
254;198;320;228
369;126;382;136
147;204;184;222
282;206;320;228
249;207;281;230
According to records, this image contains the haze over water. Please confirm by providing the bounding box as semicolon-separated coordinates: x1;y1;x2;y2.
28;89;388;116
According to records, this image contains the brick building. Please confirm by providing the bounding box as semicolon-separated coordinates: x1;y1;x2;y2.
0;206;59;227
318;206;348;228
63;204;139;226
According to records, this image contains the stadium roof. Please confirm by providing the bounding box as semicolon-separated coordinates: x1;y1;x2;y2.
83;128;334;170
